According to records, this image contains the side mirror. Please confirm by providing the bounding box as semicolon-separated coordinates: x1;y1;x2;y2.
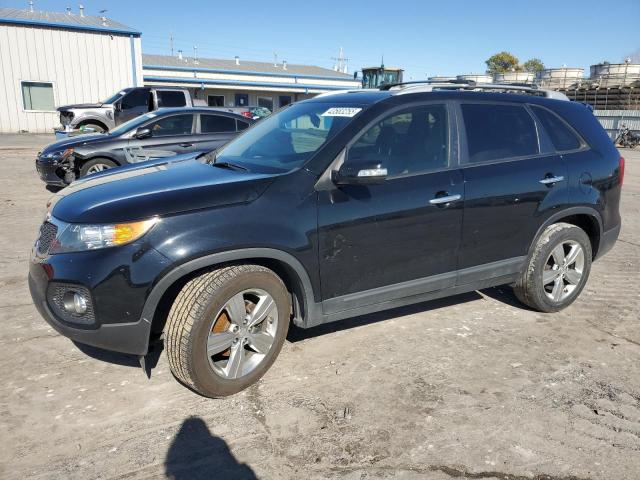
134;127;152;139
332;162;387;186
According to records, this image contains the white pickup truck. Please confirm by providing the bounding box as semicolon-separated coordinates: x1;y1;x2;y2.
56;87;196;134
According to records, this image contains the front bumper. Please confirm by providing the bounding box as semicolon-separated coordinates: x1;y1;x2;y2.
28;237;172;356
35;159;69;186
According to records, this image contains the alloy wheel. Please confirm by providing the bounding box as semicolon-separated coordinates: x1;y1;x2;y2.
542;240;585;302
86;163;110;175
205;289;278;379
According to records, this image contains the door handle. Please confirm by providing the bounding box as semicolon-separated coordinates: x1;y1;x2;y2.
179;143;193;148
539;175;564;185
429;194;462;205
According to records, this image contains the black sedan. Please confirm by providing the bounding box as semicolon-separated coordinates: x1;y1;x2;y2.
35;108;254;189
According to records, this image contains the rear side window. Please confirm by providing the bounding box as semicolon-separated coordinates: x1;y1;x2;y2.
157;91;187;108
530;105;582;151
201;114;237;133
462;104;539;163
237;120;249;131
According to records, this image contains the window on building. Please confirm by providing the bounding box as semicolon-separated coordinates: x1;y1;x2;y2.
347;104;449;176
201;114;236;133
147;114;193;137
22;81;55;111
530;105;582;152
461;103;539;163
208;95;225;107
157;90;187;108
257;96;274;112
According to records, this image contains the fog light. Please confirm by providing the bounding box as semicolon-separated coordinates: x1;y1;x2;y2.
63;291;87;315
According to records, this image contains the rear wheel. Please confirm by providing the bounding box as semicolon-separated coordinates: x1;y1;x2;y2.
514;223;592;312
79;158;117;177
165;265;290;397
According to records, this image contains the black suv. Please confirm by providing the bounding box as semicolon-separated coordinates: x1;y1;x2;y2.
29;84;623;397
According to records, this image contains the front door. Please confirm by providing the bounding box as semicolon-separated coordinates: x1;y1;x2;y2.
456;102;568;277
317;103;463;312
115;88;151;125
125;113;197;163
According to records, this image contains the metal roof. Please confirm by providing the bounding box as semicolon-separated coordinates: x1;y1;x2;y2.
142;54;355;81
0;7;140;35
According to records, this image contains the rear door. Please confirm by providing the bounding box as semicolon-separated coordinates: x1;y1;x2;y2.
456;101;568;283
195;113;243;151
125;113;197;163
317;102;464;312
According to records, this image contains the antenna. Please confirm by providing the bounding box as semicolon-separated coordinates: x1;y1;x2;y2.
273;52;278;67
170;32;174;57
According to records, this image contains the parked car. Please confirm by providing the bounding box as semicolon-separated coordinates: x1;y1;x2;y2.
29;84;622;397
36;108;253;189
221;106;272;120
57;87;194;134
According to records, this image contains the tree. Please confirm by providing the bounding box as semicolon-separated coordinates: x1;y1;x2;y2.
523;58;545;73
485;51;520;74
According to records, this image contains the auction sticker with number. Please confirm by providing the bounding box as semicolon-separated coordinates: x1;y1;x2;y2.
321;107;362;117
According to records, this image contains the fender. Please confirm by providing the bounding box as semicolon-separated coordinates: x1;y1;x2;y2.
139;248;319;345
527;206;603;258
72;114;112;130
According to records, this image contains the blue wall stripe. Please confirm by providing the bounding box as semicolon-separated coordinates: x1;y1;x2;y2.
142;76;352;92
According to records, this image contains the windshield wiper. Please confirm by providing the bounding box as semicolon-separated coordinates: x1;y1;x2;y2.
211;161;249;172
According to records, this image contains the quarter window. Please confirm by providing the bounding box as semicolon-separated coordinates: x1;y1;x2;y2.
347;104;449;176
462;103;539;163
237;120;249;131
22;81;55;111
147;114;193;137
201;114;236;133
530;105;582;151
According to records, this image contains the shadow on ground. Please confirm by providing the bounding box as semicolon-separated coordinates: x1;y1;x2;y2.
72;338;164;377
165;417;257;480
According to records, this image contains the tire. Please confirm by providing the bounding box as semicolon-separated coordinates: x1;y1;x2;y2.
79;158;117;177
514;223;592;313
165;265;291;397
79;122;106;133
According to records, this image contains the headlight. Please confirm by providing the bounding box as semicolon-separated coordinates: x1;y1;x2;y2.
49;218;158;253
43;148;74;163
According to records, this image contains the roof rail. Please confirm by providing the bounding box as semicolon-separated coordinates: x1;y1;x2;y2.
381;80;569;101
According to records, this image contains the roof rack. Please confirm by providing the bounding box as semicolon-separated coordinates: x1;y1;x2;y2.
380;80;569;101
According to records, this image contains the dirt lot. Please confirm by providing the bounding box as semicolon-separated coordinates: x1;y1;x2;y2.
0;135;639;480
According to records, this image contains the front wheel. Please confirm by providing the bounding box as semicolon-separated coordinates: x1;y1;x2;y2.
79;158;117;177
165;265;290;397
514;223;592;313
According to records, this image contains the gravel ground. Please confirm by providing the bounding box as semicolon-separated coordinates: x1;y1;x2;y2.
0;135;639;480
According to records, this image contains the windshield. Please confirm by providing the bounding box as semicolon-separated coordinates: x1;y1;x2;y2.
214;102;363;173
102;90;126;104
108;112;159;137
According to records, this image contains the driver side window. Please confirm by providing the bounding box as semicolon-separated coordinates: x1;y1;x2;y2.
347;104;449;177
146;114;194;137
121;89;151;111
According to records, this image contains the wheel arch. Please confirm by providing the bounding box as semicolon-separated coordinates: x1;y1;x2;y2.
76;119;109;132
529;207;603;260
143;249;317;345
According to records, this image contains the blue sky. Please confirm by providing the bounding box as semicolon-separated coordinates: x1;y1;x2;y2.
4;0;639;79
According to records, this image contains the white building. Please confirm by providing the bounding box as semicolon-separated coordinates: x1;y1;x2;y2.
0;7;142;133
0;6;360;134
142;54;360;111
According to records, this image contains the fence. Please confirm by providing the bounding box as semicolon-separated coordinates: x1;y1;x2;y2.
593;110;640;140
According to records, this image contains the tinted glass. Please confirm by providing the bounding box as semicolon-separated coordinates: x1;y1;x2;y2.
237;120;249;131
147;114;193;137
347;104;449;176
531;105;581;151
201;114;236;133
157;91;186;108
121;89;150;109
462;104;539;163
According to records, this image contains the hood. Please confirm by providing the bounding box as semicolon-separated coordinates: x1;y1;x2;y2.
49;155;277;224
41;133;112;155
57;103;106;111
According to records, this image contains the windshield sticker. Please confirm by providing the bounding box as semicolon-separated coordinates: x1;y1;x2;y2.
321;107;362;117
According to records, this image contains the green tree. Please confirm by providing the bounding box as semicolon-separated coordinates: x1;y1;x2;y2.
523;58;545;73
485;51;520;74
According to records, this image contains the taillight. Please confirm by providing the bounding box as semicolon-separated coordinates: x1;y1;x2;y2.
619;156;625;186
241;111;252;118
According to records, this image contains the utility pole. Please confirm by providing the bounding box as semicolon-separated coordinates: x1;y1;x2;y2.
331;47;350;74
170;32;174;57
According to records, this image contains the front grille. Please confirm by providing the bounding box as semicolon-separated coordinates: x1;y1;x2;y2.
59;111;74;126
47;283;96;326
37;222;57;255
